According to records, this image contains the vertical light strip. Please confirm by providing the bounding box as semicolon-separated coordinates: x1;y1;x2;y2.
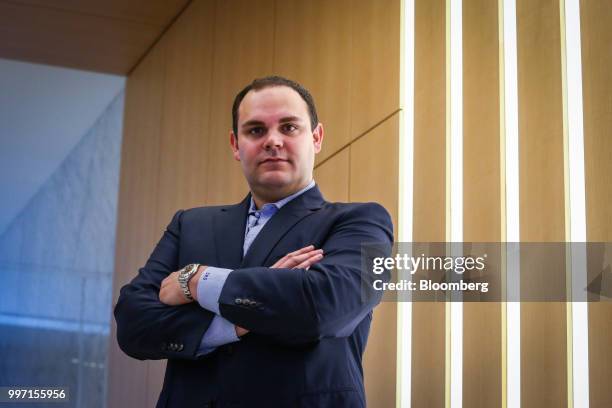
560;0;574;403
501;0;521;407
445;0;452;402
448;0;463;407
561;0;589;406
398;0;415;406
498;0;507;406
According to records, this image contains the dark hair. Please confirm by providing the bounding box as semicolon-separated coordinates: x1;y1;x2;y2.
231;76;319;136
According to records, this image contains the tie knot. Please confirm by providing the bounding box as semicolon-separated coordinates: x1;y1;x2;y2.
248;211;261;228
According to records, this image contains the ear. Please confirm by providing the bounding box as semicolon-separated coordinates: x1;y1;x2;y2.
229;131;240;161
312;123;324;154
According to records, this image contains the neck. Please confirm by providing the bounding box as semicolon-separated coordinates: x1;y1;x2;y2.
251;180;312;209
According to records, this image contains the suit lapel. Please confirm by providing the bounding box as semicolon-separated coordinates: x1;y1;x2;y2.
212;195;250;269
240;186;326;268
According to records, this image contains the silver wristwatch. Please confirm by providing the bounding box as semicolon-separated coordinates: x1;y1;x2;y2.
177;263;200;300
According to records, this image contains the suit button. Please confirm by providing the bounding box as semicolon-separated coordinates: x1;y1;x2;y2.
248;300;257;307
177;344;184;352
235;298;243;305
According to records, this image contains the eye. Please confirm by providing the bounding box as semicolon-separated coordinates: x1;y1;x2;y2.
247;127;265;136
281;123;298;133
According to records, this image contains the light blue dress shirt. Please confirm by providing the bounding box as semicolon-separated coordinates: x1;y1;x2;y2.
196;180;316;355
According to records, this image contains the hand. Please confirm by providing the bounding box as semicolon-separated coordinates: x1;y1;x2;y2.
271;245;324;270
235;325;249;337
159;271;192;306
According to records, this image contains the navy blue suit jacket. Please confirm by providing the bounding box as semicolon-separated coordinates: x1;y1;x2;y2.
114;186;393;407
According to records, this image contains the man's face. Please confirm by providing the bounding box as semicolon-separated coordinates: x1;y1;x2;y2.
230;86;323;200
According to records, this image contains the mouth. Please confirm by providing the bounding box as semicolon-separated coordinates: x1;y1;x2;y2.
260;158;289;165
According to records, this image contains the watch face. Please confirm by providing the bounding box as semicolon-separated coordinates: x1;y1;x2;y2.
179;264;197;281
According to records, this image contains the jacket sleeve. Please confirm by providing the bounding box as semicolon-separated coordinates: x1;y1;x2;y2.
217;203;393;344
113;210;215;361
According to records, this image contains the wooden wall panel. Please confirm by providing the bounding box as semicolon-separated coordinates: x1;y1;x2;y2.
155;0;214;223
582;0;612;244
206;0;274;205
108;42;167;408
146;360;167;408
412;0;447;406
350;0;401;140
462;0;502;407
12;0;189;26
582;1;612;407
350;113;398;408
412;0;446;243
517;0;567;407
0;0;187;74
349;115;398;221
314;148;350;203
462;0;501;243
274;0;352;165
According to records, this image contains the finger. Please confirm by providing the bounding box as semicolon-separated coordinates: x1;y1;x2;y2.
295;254;323;269
270;257;286;268
161;272;177;286
286;245;315;257
277;249;323;269
285;245;317;259
295;253;324;269
271;246;318;268
235;326;249;337
161;276;172;288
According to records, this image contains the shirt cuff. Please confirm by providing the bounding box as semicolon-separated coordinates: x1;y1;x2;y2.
196;266;232;315
196;315;240;356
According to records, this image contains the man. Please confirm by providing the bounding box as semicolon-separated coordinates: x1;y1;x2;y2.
114;76;393;407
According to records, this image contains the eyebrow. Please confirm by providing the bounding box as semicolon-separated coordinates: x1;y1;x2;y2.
278;116;302;124
240;116;303;129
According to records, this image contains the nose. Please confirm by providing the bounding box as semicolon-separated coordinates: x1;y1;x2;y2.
263;129;283;150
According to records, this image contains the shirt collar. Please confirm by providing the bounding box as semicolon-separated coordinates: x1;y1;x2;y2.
248;180;316;214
